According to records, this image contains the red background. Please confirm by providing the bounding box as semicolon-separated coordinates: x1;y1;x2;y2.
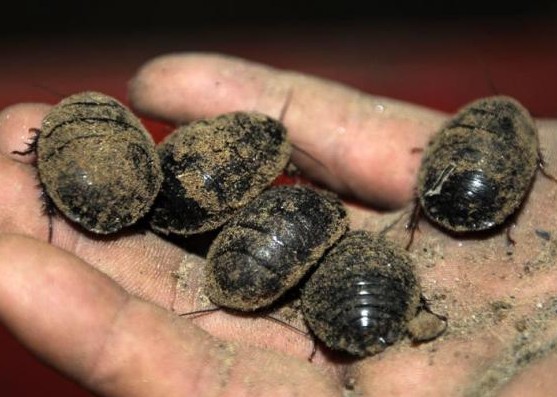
1;10;557;396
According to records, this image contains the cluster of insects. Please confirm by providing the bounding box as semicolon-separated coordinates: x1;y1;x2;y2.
20;90;551;359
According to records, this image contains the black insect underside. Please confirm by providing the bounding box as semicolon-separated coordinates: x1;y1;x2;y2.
422;169;500;231
328;273;410;351
301;230;418;357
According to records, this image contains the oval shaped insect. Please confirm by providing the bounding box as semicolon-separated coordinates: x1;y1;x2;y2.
150;112;292;236
301;230;421;357
36;91;163;234
417;96;539;232
205;185;348;311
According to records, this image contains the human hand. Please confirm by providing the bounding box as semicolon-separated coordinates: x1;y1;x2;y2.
0;53;556;397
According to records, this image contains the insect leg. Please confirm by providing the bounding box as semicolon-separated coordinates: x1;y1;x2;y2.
12;128;41;157
405;199;422;250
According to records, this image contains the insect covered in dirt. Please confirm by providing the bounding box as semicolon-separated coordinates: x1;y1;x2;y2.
301;230;446;357
15;91;163;236
205;185;348;311
413;95;554;237
150;111;292;237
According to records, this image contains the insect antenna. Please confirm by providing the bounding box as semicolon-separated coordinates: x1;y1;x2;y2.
256;313;317;362
180;307;310;337
479;57;500;96
32;83;67;100
377;209;410;237
290;145;331;176
271;87;332;183
179;307;220;319
179;306;315;358
264;314;310;338
278;87;294;123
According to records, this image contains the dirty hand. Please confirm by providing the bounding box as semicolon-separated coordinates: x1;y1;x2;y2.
0;53;556;397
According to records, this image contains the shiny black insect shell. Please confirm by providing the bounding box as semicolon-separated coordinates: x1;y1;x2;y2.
205;185;348;311
150;112;292;236
417;96;539;232
301;230;420;357
37;91;163;234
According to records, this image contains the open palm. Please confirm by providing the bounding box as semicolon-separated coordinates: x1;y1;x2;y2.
0;53;556;397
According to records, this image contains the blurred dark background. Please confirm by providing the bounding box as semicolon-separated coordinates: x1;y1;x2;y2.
1;1;557;396
2;1;557;115
3;1;557;38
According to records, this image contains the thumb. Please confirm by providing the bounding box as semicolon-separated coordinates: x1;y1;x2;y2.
0;234;339;397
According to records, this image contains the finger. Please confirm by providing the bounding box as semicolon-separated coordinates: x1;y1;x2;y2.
0;104;55;241
0;155;48;238
129;53;447;208
0;234;340;397
0;103;51;163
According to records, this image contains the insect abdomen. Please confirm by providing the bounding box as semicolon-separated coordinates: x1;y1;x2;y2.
302;231;420;357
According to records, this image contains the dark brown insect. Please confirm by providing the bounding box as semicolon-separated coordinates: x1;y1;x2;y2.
415;95;546;234
20;91;162;235
301;230;444;357
150;112;292;236
205;185;348;311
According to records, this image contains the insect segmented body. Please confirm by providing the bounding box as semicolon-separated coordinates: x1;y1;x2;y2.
205;185;348;311
35;91;162;234
150;112;292;236
417;96;539;233
301;230;420;357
